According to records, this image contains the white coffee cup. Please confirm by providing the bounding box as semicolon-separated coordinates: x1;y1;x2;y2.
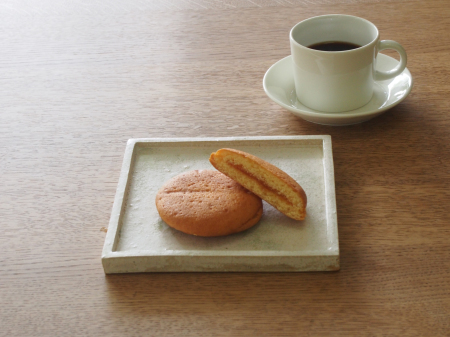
290;14;407;112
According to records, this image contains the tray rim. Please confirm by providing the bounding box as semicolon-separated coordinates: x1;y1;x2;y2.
102;135;339;273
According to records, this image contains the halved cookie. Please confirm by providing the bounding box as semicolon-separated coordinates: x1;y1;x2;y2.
209;149;307;220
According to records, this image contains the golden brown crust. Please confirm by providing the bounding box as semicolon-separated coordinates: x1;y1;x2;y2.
209;148;307;220
155;170;263;237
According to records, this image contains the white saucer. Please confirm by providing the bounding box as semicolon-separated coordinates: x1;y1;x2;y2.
263;54;413;126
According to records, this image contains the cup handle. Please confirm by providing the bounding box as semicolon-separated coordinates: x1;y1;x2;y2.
374;40;407;81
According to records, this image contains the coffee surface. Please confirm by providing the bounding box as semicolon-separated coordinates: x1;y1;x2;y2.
308;41;361;52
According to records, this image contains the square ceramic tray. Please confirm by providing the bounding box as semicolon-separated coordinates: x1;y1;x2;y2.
102;136;339;273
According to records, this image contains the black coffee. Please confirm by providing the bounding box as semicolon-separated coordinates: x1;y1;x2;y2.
308;41;361;52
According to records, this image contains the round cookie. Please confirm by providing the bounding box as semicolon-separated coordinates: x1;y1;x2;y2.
155;170;263;237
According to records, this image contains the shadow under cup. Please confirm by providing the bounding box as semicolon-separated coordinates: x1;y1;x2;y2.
290;15;380;113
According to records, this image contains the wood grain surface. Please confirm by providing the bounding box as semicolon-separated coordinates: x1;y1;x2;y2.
1;0;449;336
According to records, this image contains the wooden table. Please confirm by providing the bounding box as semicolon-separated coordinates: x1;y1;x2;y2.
1;0;449;335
